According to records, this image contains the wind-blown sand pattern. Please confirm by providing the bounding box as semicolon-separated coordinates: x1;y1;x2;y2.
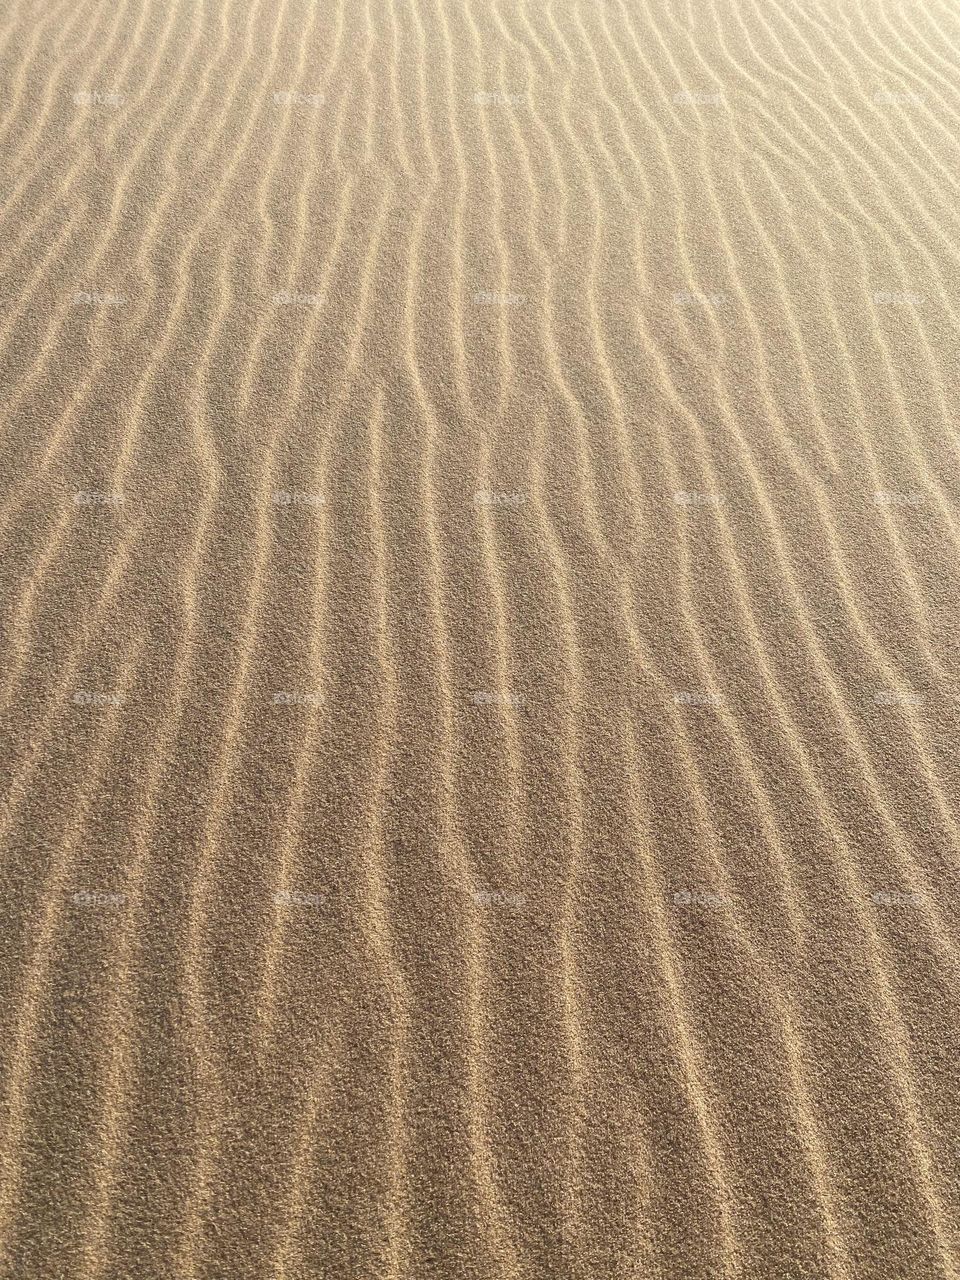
1;0;959;1274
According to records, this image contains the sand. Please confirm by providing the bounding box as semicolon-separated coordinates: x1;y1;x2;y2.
1;0;959;1275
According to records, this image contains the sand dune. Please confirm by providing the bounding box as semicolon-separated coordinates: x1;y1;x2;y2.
1;0;959;1275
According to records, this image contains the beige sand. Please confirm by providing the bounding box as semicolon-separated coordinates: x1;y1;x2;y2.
1;0;959;1275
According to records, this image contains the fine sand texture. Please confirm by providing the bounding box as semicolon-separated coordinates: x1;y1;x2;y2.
2;0;960;1276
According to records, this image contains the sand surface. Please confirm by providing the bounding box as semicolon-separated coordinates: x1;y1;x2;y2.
1;0;960;1275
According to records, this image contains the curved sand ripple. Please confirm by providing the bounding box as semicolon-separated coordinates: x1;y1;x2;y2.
1;0;960;1276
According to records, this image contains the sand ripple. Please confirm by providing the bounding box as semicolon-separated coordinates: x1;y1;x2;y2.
1;0;959;1275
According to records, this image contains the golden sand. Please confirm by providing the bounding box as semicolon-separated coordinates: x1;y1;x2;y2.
1;0;959;1275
